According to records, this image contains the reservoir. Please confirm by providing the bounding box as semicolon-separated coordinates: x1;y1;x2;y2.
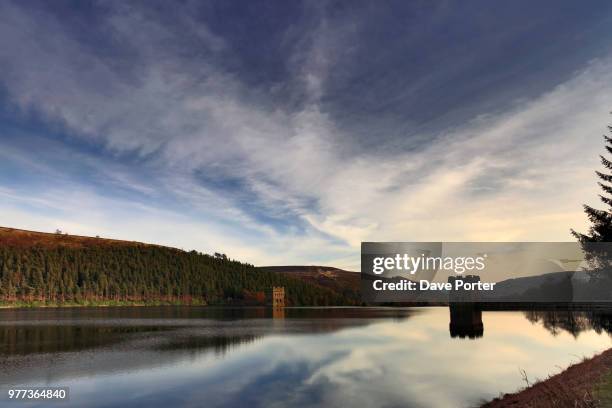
0;306;609;408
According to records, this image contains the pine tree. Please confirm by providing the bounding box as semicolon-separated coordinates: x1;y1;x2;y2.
572;127;612;242
572;125;612;278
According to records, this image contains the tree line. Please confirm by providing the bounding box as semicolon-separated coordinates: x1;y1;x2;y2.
0;244;354;306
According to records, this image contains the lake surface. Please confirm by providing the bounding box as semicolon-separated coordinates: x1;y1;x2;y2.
1;306;611;408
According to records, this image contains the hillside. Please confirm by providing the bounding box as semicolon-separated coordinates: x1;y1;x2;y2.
0;227;355;307
257;265;361;303
0;227;161;249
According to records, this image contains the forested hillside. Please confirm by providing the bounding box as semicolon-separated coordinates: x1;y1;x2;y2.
258;265;361;304
0;228;354;306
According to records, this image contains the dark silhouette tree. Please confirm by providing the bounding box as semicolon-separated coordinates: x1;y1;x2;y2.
572;124;612;279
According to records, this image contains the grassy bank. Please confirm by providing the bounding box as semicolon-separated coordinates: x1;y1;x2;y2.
594;371;612;406
482;348;612;407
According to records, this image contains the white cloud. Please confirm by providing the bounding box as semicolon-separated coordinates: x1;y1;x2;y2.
0;2;610;270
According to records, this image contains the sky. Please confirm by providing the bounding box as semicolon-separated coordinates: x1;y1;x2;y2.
1;0;612;270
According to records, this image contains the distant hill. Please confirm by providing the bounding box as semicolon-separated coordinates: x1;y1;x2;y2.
489;271;577;300
0;227;356;307
257;266;361;303
485;270;612;303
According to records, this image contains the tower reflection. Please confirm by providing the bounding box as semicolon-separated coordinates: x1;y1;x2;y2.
449;304;484;339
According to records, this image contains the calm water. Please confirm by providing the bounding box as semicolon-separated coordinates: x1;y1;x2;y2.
1;306;611;408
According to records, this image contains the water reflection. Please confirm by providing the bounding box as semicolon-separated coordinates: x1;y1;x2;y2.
0;307;610;408
448;305;612;340
0;324;174;355
449;305;484;339
0;307;416;385
0;306;413;357
524;309;612;337
273;307;285;320
155;333;260;355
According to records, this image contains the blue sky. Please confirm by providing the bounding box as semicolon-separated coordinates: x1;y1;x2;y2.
1;0;612;269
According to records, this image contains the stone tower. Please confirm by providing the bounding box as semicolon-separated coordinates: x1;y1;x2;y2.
267;286;285;308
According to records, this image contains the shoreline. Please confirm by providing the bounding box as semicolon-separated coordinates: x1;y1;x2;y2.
0;300;207;309
482;347;612;407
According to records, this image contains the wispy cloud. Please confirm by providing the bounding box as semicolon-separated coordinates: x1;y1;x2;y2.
0;1;611;269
